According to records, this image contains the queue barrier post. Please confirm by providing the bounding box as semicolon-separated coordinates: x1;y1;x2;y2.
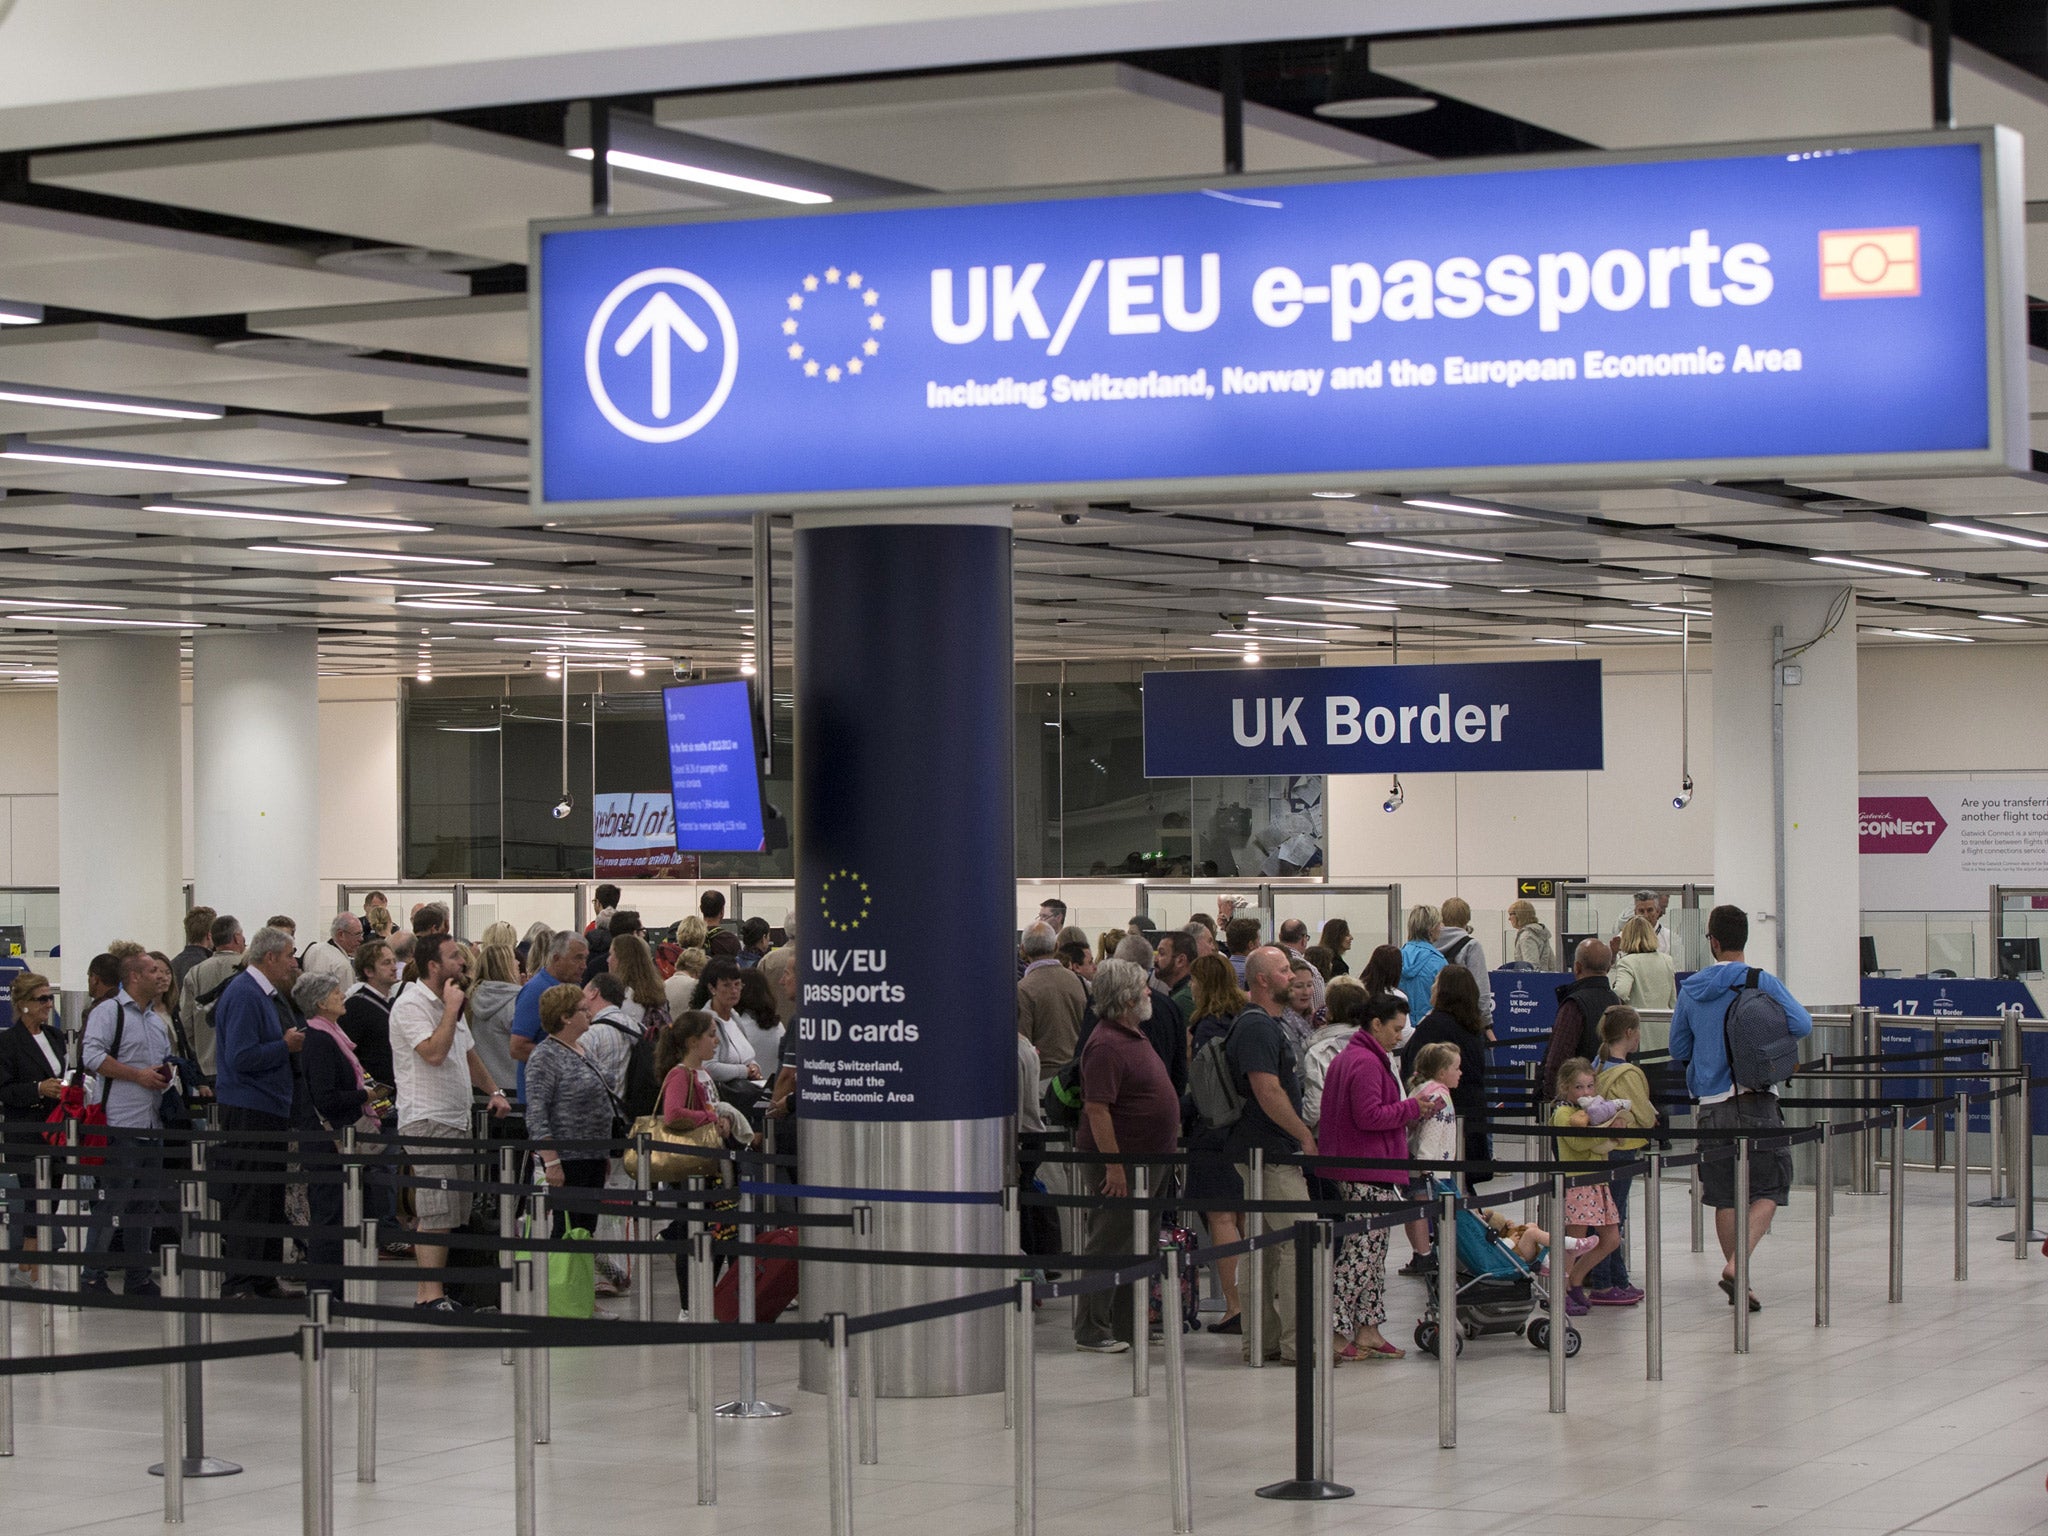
1014;1276;1035;1536
1254;1221;1351;1501
1131;1166;1150;1401
854;1205;878;1465
0;1196;12;1457
1001;1184;1018;1431
61;1118;79;1305
511;1258;535;1536
1643;1154;1663;1382
1815;1125;1832;1328
1246;1148;1265;1370
1733;1138;1751;1354
34;1154;54;1357
356;1219;378;1484
717;1148;788;1419
1889;1105;1906;1303
1546;1174;1566;1411
1438;1187;1459;1445
692;1229;717;1505
1313;1220;1334;1483
1955;1092;1969;1282
827;1312;854;1536
151;1179;239;1481
299;1288;333;1536
1164;1243;1194;1533
531;1177;551;1446
2014;1067;2041;1256
634;1131;655;1325
158;1246;181;1523
1688;1160;1704;1254
498;1147;517;1367
341;1128;361;1396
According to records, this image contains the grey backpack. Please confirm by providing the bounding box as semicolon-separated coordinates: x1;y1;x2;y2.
1187;1020;1246;1130
1721;968;1801;1090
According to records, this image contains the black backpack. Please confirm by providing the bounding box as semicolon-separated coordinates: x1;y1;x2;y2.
612;1020;665;1121
1042;1051;1085;1129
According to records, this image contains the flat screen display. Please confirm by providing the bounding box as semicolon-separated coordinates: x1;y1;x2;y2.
661;680;767;853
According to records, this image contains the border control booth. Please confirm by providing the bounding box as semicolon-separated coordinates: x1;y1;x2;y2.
530;124;2027;1395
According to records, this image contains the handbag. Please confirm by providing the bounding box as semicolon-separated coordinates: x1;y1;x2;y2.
622;1113;723;1184
43;1084;109;1167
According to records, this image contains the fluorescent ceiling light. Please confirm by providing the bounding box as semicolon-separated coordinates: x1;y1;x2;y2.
569;146;831;206
1310;490;1357;500
1267;595;1397;613
1188;646;1257;655
4;613;202;629
0;384;222;421
1930;520;2048;551
399;600;586;616
1246;614;1360;631
1402;497;1521;519
1347;538;1501;564
1530;637;1585;646
330;575;541;593
1585;622;1680;636
1643;604;1713;618
1883;628;1973;643
147;501;429;534
1362;575;1453;591
438;726;502;734
7;597;126;611
1974;613;2030;624
1212;630;1326;646
0;300;43;326
1501;587;1533;594
495;635;641;649
451;620;607;634
1812;554;1928;577
249;544;490;566
0;438;345;486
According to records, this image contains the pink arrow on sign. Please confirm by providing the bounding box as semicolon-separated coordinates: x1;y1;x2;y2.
1858;796;1948;854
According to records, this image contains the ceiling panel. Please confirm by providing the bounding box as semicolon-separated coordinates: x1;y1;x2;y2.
0;324;523;414
655;63;1413;193
0;200;464;319
247;293;528;368
33;119;716;267
1803;473;2048;516
1378;8;2048;200
382;401;528;440
39;415;525;482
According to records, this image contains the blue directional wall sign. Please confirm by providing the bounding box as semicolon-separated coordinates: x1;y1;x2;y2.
533;128;2024;513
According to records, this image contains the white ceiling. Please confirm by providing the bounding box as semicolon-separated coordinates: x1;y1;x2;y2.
247;293;529;369
654;63;1416;190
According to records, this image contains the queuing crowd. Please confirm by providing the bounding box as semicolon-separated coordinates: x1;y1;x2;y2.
0;883;1809;1350
1020;893;1810;1364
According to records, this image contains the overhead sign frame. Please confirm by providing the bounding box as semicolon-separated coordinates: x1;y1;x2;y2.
531;125;2026;518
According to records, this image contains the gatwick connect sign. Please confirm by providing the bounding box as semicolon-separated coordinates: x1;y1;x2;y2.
535;129;2021;511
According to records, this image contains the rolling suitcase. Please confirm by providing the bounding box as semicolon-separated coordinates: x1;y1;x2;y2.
713;1225;799;1323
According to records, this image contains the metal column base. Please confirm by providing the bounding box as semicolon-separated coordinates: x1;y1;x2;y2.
713;1399;791;1419
148;1457;243;1478
1994;1230;2047;1243
1255;1479;1354;1502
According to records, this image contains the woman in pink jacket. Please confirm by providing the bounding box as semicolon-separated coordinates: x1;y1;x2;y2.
1319;991;1449;1361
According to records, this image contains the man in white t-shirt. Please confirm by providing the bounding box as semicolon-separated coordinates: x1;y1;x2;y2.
389;933;510;1311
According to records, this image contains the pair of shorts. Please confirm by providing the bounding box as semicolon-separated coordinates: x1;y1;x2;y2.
1563;1180;1620;1228
399;1118;471;1230
1696;1094;1792;1210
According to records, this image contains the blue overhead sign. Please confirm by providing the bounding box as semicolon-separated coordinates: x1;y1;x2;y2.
534;129;2022;512
1141;659;1602;777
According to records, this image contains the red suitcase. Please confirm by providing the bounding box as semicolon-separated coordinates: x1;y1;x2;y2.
713;1226;800;1323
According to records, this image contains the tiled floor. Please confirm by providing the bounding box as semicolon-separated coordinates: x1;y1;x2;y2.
2;1173;2045;1535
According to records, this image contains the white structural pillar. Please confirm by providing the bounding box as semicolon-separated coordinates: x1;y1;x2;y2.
192;630;320;933
1711;582;1860;1007
57;635;184;990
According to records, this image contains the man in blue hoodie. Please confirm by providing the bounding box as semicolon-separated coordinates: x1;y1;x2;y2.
1669;904;1812;1312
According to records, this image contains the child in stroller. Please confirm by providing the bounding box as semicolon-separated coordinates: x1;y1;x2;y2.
1415;1197;1596;1358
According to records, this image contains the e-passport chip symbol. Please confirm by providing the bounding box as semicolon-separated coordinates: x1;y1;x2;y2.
1819;227;1920;299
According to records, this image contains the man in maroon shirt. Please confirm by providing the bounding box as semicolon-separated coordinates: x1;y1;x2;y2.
1073;958;1180;1354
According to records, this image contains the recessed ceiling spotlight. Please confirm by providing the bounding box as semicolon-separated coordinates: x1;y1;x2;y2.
1314;94;1437;120
1347;538;1501;563
1812;554;1929;577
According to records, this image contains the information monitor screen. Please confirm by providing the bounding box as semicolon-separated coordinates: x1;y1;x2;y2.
661;680;767;854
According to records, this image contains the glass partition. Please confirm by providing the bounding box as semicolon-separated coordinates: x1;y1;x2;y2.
1862;911;1991;978
1270;886;1399;954
0;887;58;965
1992;888;2048;979
1560;882;1711;971
463;885;582;944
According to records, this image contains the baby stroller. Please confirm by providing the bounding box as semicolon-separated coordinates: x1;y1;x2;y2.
1414;1205;1581;1359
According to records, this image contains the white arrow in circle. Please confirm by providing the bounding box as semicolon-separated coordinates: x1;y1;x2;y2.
613;291;709;420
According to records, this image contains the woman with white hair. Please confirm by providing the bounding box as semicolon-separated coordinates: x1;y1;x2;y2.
1071;958;1178;1355
292;971;372;1274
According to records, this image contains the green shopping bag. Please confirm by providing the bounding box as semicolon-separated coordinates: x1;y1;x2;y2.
548;1225;597;1319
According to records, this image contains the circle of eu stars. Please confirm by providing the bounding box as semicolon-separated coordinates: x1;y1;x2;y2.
819;867;871;933
783;267;884;383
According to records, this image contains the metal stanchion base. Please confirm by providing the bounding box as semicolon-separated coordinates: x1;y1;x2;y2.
1994;1229;2046;1243
148;1457;242;1478
1255;1479;1354;1502
713;1399;791;1419
1969;1195;2015;1209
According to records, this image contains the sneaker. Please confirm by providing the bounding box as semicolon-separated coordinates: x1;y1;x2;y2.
1563;1287;1590;1317
1398;1253;1436;1277
414;1296;464;1315
594;1276;624;1298
1566;1236;1600;1256
596;1259;630;1291
124;1280;162;1299
1075;1337;1131;1354
79;1276;111;1296
1589;1286;1643;1307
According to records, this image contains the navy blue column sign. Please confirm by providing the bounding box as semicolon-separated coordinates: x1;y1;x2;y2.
792;515;1017;1121
1142;658;1604;776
